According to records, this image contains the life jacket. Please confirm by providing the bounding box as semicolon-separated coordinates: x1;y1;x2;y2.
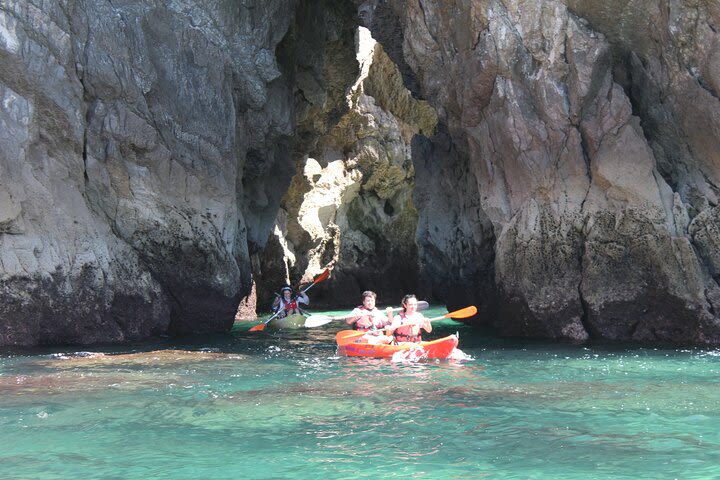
354;306;382;332
277;298;303;316
393;312;422;342
355;305;375;332
283;299;299;312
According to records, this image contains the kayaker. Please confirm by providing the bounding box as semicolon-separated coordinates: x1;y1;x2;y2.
271;285;309;318
388;294;432;343
346;291;393;344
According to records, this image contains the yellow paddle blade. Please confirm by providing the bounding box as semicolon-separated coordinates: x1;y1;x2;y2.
444;305;477;319
428;305;478;321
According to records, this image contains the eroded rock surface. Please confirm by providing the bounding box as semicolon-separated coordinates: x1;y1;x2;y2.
0;0;356;345
4;0;720;346
256;27;437;309
361;0;720;343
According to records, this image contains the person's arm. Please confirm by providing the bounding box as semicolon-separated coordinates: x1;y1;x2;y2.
346;308;361;325
272;298;284;312
385;308;394;325
382;308;393;333
271;296;280;308
418;313;432;333
389;313;403;330
369;309;385;328
297;292;309;305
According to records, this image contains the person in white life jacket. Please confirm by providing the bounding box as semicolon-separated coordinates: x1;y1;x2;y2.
271;285;309;318
388;294;431;343
346;290;393;344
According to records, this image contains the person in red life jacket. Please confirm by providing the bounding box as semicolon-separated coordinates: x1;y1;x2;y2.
346;290;393;344
271;285;309;318
388;294;431;343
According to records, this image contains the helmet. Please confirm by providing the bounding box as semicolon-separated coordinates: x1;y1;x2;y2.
280;285;293;293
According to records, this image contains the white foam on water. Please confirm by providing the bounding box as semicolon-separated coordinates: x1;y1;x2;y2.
448;348;473;361
391;346;428;363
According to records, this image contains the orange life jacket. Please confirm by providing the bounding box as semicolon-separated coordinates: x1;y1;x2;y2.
393;312;422;342
354;306;376;331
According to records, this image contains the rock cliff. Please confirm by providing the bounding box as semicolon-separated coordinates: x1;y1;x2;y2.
360;0;720;343
0;0;356;345
4;0;720;346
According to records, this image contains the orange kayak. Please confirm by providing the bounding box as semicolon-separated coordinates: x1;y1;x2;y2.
336;331;459;359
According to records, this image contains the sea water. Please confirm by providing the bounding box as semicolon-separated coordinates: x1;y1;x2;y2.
1;306;719;479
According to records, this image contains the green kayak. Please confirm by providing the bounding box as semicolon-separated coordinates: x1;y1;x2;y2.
266;313;306;330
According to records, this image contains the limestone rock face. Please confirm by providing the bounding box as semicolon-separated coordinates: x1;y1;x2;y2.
257;27;437;309
361;0;720;344
5;0;720;347
0;0;356;345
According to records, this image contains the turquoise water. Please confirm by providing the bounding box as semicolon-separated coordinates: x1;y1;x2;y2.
1;306;719;479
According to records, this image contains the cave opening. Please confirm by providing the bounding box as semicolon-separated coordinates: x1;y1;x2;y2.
241;19;441;319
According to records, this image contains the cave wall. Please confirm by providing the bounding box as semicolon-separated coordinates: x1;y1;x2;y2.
0;0;357;345
360;0;720;343
4;0;720;346
256;27;437;310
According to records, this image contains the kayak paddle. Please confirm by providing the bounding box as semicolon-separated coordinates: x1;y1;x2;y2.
335;305;477;345
303;300;429;328
249;269;331;332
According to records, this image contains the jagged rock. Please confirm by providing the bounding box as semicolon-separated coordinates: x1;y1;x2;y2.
362;0;720;344
0;0;357;345
235;280;257;321
4;0;720;347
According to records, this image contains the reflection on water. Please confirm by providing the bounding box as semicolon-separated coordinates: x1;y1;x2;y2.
1;317;720;479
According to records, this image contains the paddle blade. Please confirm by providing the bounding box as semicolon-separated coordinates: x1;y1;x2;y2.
249;323;266;332
302;268;331;293
314;268;330;283
336;329;367;346
304;315;335;328
444;305;477;319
